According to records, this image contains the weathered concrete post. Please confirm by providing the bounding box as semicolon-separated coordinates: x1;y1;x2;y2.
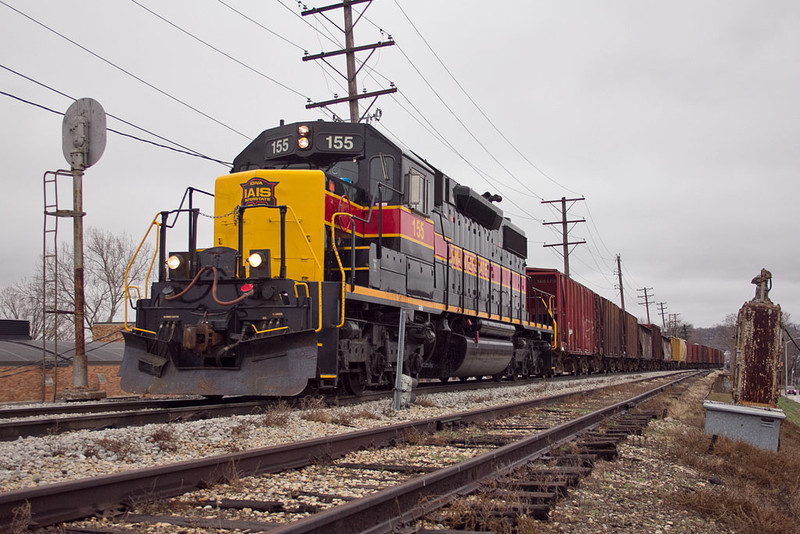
704;268;785;451
732;268;783;407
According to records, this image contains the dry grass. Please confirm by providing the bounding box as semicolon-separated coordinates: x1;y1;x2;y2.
331;408;380;427
413;396;437;408
300;396;333;424
9;501;31;534
85;437;138;459
660;373;800;534
259;400;292;427
466;393;495;403
148;426;179;452
399;426;427;446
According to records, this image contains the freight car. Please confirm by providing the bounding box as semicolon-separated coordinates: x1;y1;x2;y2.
120;120;555;396
527;268;723;373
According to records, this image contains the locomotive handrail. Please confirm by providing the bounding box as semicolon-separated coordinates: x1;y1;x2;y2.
251;325;289;335
315;281;323;332
293;281;310;299
123;214;162;332
542;294;557;349
330;211;354;328
293;281;322;333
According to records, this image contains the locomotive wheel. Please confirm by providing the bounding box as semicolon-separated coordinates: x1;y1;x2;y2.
342;371;365;396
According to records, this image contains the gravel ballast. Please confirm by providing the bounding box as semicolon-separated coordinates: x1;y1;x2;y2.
0;373;676;492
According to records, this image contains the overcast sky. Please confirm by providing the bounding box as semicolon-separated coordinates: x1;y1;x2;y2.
0;0;797;328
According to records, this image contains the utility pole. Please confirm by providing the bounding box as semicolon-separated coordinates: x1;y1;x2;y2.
542;197;585;278
302;0;397;123
657;302;668;328
615;254;625;311
669;313;681;336
637;287;654;324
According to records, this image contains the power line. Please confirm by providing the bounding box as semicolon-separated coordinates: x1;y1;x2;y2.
374;110;537;220
0;0;250;139
0;63;229;165
275;0;342;48
392;0;581;198
215;0;307;52
0;89;231;165
130;0;311;101
393;42;543;202
272;0;543;217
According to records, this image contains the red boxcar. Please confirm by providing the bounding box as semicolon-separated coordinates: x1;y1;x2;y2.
527;268;595;357
596;295;622;360
623;311;638;361
686;343;698;365
698;344;706;366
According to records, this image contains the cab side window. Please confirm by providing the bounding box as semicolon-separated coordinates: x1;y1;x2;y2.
404;164;432;216
369;155;395;202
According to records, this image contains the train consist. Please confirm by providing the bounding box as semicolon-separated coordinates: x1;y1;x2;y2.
120;120;722;397
527;269;724;374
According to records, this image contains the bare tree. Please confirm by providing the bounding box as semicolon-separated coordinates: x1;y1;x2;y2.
0;276;44;338
85;228;151;322
0;227;152;339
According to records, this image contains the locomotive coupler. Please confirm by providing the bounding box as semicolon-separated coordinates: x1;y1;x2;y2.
183;323;219;353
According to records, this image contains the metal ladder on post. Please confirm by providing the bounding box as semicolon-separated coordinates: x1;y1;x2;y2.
42;170;73;402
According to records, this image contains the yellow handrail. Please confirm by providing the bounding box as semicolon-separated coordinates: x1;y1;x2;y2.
251;325;289;335
540;295;557;350
329;211;354;329
123;214;162;332
293;281;309;299
293;280;322;333
127;285;142;301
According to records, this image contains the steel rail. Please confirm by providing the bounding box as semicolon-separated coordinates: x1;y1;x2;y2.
0;373;610;440
0;372;694;530
0;396;259;419
268;371;700;534
0;380;515;440
0;400;278;441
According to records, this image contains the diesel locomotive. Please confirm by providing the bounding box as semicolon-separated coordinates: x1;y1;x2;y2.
120;120;556;396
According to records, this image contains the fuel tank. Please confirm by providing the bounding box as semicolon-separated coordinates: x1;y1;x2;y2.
445;333;515;378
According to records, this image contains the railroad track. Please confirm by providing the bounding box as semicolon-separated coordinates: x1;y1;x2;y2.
0;372;649;441
0;380;503;441
0;371;700;532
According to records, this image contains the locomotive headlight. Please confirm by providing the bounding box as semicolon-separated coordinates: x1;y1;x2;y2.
297;124;311;150
247;249;272;279
247;252;264;268
166;255;183;270
165;252;190;280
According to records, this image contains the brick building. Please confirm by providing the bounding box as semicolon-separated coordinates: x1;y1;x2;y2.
0;320;127;403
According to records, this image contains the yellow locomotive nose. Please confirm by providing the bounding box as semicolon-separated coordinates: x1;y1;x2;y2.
213;169;327;283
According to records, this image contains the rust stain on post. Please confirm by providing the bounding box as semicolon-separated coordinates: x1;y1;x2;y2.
732;269;783;407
